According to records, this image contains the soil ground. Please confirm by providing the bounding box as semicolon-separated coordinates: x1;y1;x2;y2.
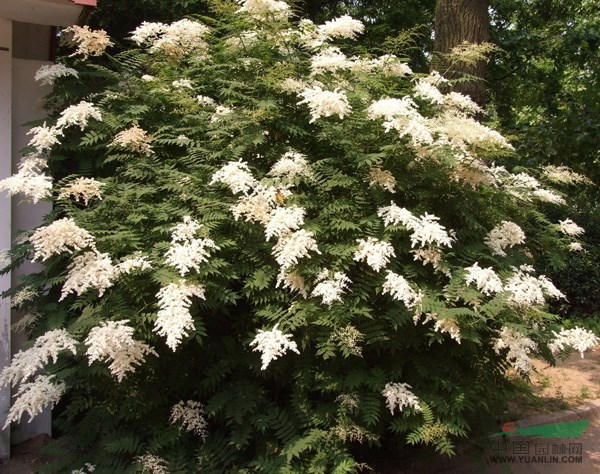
2;349;600;473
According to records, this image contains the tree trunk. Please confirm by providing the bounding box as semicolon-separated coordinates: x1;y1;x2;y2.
433;0;490;106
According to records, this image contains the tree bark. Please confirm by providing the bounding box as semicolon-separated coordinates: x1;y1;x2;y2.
433;0;490;106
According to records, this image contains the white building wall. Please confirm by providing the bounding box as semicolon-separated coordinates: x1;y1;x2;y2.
10;57;53;446
0;17;14;460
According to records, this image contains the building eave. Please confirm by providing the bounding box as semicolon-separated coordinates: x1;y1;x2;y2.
0;0;96;27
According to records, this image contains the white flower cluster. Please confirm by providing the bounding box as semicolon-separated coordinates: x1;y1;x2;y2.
378;203;454;249
29;217;95;261
569;242;584;252
111;125;154;155
464;262;504;296
264;206;306;241
116;254;153;274
310;47;353;75
58;177;104;205
64;25;113;59
366;54;412;77
532;188;566;205
236;0;291;20
485;221;526;257
273;230;321;271
210;105;234;122
276;271;307;299
155;281;206;351
135;454;169;474
10;286;37;309
268;151;313;180
542;165;591;185
367;97;433;146
382;382;421;415
35;64;78;85
493;327;537;374
504;265;565;309
71;462;96;474
442;91;482;116
56;101;102;131
210;160;257;195
231;184;280;224
60;251;117;300
318;14;365;40
311;269;352;306
353;237;395;272
172;78;193;89
170;400;208;439
197;95;216;107
250;324;300;370
558;218;585;237
3;375;66;429
27;123;63;152
165;216;220;276
85;320;157;382
434;113;513;151
368;167;396;193
382;271;421;309
0;329;77;388
548;327;599;358
0;154;52;203
414;78;445;105
297;86;351;123
130;19;210;57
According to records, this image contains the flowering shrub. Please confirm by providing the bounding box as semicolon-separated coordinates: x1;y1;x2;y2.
0;1;598;471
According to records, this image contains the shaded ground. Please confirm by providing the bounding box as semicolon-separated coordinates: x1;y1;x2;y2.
2;349;600;473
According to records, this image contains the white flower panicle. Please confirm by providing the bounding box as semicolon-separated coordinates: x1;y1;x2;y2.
250;324;300;370
382;382;421;415
412;247;446;274
231;184;281;224
408;213;454;249
85;320;157;382
353;237;395;272
369;55;412;76
135;454;169;474
485;221;526;257
30;217;95;261
493;327;537;374
196;95;216;107
569;242;584;252
210;160;258;195
464;262;504;295
58;177;104;205
368;167;396;193
414;79;445;105
434;113;513;150
141;74;156;82
382;271;421;309
131;19;210;57
532;188;566;205
0;154;52;203
60;251;118;300
0;329;77;388
377;202;417;228
310;47;353;74
71;463;96;474
236;0;291;20
170;400;208;439
265;206;306;241
442;91;482;116
548;327;599;358
311;269;352;306
367;97;433;145
297;86;351;123
111;125;154;155
27;123;63;152
318;15;365;40
116;254;153;274
56;101;102;131
10;286;37;309
165;217;220;276
155;281;206;351
172;78;194;89
276;270;308;298
273;229;321;271
64;25;113;59
268;151;313;180
542;165;591;185
558;219;585;237
3;375;66;429
504;265;565;308
35;64;78;85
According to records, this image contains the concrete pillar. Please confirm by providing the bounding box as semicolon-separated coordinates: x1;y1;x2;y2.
0;17;13;460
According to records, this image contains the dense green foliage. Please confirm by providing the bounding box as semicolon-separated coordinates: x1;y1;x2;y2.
1;1;596;472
